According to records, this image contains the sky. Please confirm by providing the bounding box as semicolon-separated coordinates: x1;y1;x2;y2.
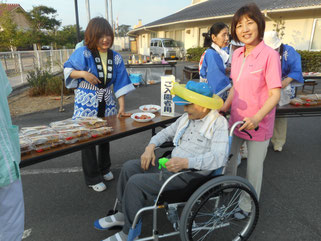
4;0;190;30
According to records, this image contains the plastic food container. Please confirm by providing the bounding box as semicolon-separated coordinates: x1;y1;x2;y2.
49;119;77;128
19;136;34;155
20;126;57;137
57;127;92;144
76;117;108;129
90;127;113;138
290;98;305;106
29;134;62;152
51;123;83;132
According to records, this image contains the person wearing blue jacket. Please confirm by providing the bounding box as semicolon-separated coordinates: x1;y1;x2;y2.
264;31;304;152
199;22;231;100
64;17;135;192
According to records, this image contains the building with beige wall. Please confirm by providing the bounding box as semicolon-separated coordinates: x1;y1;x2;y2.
128;0;321;56
0;3;31;31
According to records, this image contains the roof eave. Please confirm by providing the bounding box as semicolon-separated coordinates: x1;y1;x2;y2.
128;5;321;36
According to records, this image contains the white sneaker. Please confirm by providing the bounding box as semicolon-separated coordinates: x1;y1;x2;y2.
88;182;106;192
103;171;114;181
94;212;125;230
274;146;283;152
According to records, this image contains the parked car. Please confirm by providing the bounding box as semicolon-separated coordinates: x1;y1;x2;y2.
41;45;51;50
150;38;181;60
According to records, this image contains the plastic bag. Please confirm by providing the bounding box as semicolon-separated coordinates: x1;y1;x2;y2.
279;85;292;106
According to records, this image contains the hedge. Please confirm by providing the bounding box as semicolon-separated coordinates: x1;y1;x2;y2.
186;47;206;62
186;47;321;72
297;50;321;72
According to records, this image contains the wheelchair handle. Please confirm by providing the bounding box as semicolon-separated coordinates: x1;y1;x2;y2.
229;121;259;139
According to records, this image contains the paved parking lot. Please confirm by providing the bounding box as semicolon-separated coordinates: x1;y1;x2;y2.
12;59;321;241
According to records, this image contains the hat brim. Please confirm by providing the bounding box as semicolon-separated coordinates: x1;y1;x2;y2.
173;96;190;106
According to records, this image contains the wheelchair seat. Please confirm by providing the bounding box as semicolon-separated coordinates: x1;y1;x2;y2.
157;168;224;205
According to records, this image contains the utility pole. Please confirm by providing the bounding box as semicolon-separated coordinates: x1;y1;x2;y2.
74;0;81;42
85;0;91;24
105;0;109;22
109;0;114;27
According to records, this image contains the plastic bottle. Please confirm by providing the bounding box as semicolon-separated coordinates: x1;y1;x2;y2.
132;54;136;64
128;56;132;64
143;55;147;63
138;55;142;64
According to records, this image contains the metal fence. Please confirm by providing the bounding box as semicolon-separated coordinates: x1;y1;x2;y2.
0;49;74;87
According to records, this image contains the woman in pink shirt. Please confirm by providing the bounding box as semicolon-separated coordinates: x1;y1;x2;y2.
221;3;281;216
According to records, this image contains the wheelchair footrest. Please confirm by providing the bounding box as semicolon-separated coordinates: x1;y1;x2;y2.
128;220;142;241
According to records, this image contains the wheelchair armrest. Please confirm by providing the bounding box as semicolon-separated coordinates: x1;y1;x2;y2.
159;141;174;149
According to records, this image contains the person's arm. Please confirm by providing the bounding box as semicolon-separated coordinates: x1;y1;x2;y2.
166;116;229;172
220;86;234;113
282;46;304;86
282;77;294;88
240;87;281;131
69;70;101;86
117;95;125;117
140;116;181;170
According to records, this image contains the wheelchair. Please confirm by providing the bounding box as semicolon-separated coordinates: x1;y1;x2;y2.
110;121;259;241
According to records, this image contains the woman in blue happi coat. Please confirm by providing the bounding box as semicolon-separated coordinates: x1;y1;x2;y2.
264;31;304;152
64;17;135;192
199;22;231;100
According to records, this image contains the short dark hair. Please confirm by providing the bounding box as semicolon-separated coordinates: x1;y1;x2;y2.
203;22;228;47
85;17;114;51
231;3;265;43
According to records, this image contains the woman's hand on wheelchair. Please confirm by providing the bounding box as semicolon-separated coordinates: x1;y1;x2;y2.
166;157;188;173
240;116;259;131
141;144;156;170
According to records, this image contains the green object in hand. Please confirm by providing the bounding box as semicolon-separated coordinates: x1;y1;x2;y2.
158;158;169;169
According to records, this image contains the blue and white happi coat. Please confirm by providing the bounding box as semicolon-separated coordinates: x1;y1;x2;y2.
280;44;304;98
199;44;231;100
64;47;135;119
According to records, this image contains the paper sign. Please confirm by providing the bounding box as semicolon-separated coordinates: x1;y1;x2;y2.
161;75;175;116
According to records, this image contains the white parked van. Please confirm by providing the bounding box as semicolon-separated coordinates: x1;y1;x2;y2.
150;38;181;60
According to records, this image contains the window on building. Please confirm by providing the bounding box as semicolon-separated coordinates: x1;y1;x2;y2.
151;32;157;39
310;19;321;50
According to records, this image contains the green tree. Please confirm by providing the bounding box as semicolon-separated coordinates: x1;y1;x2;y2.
24;5;61;49
0;4;29;51
55;25;84;49
117;24;131;37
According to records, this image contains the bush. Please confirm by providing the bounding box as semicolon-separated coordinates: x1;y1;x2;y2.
27;68;73;96
186;47;207;61
297;50;321;72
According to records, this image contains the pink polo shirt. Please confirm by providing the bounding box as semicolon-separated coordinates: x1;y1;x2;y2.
229;41;282;141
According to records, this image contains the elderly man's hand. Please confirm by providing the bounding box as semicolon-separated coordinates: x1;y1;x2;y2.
140;144;156;170
166;157;189;173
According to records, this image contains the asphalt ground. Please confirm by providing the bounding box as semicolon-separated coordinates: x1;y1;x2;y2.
11;60;321;241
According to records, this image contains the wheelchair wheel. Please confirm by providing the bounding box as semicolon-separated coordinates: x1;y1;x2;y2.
179;178;259;241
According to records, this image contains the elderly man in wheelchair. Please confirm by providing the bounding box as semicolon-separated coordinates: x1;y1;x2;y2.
95;81;259;241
